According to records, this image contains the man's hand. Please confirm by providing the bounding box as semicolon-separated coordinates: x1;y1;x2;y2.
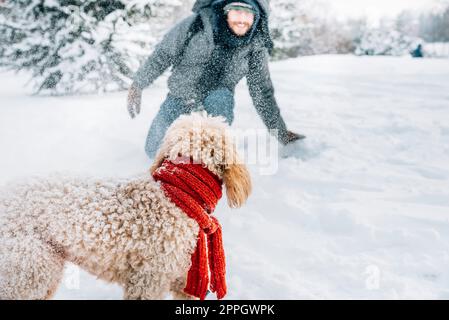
283;130;306;145
127;85;142;119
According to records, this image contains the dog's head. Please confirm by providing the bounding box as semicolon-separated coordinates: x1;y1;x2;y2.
150;112;251;208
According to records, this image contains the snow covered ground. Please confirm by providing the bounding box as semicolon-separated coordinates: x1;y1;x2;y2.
1;55;449;299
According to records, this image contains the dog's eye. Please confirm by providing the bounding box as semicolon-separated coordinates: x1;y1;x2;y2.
210;149;215;157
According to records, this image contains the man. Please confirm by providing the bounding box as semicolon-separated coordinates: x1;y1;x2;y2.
128;0;304;159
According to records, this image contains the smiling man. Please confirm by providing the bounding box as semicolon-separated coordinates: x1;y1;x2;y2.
128;0;304;159
225;2;255;36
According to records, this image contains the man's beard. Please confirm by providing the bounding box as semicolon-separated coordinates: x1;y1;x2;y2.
229;22;251;36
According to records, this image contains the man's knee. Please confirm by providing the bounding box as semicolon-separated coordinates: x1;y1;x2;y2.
205;88;234;105
145;95;184;159
160;95;190;123
145;142;157;159
203;88;235;124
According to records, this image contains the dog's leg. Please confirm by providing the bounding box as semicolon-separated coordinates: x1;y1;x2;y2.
0;236;65;300
124;269;172;300
170;277;197;300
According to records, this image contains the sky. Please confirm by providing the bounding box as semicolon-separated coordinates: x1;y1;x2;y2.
325;0;442;20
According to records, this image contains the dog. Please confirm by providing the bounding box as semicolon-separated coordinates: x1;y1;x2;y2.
0;112;251;300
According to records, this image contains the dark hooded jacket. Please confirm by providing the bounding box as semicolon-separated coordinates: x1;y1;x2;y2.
133;0;289;142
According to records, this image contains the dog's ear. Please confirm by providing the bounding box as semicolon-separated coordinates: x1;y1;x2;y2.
222;141;251;208
223;163;252;208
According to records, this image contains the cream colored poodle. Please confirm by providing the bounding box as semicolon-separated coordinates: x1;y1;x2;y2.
0;112;251;300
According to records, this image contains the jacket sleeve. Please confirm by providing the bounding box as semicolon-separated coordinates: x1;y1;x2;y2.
246;46;289;143
132;15;197;90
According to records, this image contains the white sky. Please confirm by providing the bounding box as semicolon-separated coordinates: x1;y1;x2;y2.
325;0;441;20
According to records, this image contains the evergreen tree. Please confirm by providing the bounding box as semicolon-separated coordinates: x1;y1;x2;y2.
270;0;313;59
0;0;183;95
269;0;353;58
355;27;421;56
418;7;449;42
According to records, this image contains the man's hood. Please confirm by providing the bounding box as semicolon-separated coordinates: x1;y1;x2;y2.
192;0;274;53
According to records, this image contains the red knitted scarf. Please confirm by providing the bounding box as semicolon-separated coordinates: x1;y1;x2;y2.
152;157;227;300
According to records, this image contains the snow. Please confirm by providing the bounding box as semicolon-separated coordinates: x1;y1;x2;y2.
1;54;449;299
424;43;449;58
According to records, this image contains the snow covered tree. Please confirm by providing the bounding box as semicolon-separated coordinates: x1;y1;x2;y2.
418;7;449;43
355;27;421;56
395;11;420;38
269;0;316;59
269;0;354;58
0;0;184;95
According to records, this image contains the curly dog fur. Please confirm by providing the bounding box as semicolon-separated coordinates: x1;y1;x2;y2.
0;112;251;300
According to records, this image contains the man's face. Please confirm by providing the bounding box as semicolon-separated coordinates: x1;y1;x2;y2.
226;9;255;37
